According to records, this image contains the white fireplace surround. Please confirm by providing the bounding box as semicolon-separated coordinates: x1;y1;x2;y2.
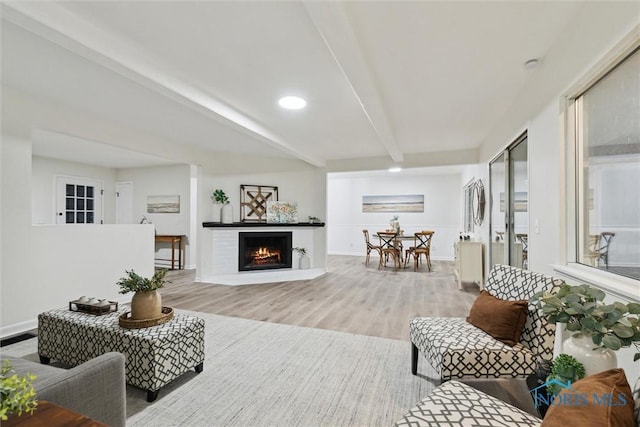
203;227;325;285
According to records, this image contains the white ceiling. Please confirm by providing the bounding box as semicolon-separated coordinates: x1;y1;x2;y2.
1;1;587;169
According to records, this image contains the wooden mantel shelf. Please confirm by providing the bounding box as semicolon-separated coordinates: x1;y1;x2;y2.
202;222;325;228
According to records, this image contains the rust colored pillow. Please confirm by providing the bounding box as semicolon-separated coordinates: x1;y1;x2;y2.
466;290;528;346
542;368;634;427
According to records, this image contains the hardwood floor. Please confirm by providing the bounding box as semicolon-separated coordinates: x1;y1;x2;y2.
161;255;481;341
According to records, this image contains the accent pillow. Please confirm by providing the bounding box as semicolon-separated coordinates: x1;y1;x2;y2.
541;368;634;427
466;290;528;346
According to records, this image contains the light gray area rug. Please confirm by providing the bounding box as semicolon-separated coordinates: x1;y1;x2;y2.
1;311;438;426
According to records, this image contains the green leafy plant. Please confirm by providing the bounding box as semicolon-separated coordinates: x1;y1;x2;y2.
117;269;169;294
545;353;586;394
531;284;640;360
0;360;38;421
292;247;307;256
211;189;229;204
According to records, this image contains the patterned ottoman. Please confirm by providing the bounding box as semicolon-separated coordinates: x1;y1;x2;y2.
394;380;542;427
38;307;205;402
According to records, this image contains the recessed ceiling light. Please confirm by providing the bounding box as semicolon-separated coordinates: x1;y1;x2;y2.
524;59;540;70
388;166;402;173
278;96;306;110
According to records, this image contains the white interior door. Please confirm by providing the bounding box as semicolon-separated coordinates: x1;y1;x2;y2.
116;181;134;224
56;176;103;224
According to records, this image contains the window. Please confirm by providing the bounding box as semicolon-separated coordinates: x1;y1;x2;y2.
574;47;640;280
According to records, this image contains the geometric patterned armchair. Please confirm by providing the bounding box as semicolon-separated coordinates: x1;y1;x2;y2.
410;264;563;382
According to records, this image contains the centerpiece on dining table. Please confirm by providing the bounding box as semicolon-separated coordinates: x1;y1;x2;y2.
389;215;401;233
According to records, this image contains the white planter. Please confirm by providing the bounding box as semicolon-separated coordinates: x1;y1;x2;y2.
563;334;617;376
221;203;233;224
299;254;310;270
212;204;221;223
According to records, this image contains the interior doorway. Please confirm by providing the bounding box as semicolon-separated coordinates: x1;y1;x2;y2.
116;181;134;224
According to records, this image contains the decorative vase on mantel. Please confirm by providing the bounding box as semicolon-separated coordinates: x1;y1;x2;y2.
131;290;162;320
212;205;221;223
563;334;617;376
221;203;233;224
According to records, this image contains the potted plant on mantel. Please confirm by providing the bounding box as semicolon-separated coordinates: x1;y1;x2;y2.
211;189;233;224
531;283;640;375
117;269;169;320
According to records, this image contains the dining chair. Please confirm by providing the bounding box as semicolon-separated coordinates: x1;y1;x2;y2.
516;233;528;268
362;229;382;266
405;231;434;271
587;232;615;269
377;231;401;271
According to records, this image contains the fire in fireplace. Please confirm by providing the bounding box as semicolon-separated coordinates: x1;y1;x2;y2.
238;232;292;271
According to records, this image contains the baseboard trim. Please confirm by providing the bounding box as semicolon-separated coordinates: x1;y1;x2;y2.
1;319;38;340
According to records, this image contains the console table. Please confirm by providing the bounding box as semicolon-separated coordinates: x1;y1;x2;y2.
154;235;184;270
454;241;484;290
38;307;205;402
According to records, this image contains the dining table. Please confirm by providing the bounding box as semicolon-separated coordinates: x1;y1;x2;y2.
374;232;416;266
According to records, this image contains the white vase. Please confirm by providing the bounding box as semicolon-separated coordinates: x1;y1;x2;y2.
563;334;617;376
212;204;221;223
299;254;310;270
221;204;233;224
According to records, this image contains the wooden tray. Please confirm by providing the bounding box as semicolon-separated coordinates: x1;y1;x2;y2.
69;300;118;315
118;307;174;329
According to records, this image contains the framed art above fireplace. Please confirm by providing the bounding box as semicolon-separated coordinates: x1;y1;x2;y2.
240;184;278;223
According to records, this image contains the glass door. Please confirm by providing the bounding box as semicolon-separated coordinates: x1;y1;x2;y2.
490;152;506;267
510;137;528;269
490;133;528;269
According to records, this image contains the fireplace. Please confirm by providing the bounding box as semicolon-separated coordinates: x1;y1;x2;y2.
238;232;292;271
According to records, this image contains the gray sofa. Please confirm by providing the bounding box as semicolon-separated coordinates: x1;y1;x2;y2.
4;352;126;427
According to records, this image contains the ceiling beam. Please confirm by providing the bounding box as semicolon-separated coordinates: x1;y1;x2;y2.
1;2;326;168
303;1;403;164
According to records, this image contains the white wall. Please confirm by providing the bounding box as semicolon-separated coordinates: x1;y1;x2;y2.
117;164;193;268
327;172;461;260
31;156;117;225
528;101;562;276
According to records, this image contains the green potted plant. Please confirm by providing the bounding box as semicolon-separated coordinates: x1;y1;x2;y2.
531;284;640;373
117;269;169;320
0;360;38;421
545;353;586;394
210;189;228;223
211;189;229;205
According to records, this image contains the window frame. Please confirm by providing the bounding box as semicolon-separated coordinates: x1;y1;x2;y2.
557;31;640;300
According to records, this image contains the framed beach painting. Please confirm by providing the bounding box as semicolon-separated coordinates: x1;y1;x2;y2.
147;195;180;213
362;195;424;213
